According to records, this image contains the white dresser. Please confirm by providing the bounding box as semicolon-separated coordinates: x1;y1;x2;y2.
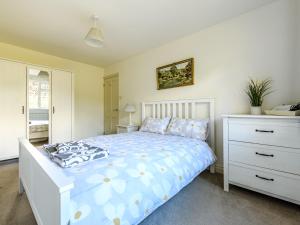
223;115;300;205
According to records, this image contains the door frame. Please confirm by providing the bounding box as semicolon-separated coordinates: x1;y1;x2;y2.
104;73;119;134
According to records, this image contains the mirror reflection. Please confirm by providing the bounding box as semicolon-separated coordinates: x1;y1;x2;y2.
28;69;50;147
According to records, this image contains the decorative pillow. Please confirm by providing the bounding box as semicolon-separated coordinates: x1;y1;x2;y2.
166;118;209;141
139;117;171;134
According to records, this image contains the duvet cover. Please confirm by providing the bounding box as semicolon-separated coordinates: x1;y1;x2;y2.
59;131;216;225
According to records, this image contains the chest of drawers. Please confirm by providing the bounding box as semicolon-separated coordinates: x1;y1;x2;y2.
223;115;300;205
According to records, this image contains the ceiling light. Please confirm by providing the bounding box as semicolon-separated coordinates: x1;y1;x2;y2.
85;15;104;48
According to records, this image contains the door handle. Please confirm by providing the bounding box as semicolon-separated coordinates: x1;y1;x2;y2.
21;106;25;114
52;106;55;114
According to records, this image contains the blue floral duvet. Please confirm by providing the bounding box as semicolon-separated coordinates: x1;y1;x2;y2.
61;131;216;225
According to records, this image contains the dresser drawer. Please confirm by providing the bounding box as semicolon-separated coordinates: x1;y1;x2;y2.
228;120;300;148
229;164;300;202
229;142;300;175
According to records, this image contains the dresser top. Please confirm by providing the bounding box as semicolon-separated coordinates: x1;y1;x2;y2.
222;114;300;120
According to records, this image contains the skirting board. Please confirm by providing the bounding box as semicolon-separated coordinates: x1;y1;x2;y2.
215;164;223;174
0;158;18;166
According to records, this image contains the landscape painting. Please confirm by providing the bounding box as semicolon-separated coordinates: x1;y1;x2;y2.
156;58;194;90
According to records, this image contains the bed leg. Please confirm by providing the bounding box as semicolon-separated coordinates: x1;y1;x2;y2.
19;179;25;194
209;164;216;174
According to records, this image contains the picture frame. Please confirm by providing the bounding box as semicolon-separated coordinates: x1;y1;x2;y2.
156;58;194;90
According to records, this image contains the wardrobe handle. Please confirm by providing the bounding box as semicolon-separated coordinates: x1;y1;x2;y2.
52;106;55;114
21;106;25;114
255;152;274;157
255;175;274;181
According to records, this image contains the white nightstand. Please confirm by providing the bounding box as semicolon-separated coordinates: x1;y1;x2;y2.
116;124;139;134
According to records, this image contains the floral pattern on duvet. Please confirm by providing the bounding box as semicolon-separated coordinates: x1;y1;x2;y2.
61;132;216;225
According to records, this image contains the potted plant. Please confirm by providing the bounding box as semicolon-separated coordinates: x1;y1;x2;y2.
246;78;272;115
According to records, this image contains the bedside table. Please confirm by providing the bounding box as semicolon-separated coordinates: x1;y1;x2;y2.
116;124;139;134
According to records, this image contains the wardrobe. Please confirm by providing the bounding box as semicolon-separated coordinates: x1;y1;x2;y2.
0;58;73;161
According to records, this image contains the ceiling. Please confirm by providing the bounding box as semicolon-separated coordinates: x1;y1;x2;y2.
0;0;276;67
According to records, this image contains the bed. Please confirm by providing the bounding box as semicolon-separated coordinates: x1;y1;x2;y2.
29;120;49;142
19;99;216;225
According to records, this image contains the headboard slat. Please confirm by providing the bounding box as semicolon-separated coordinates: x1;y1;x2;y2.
184;102;189;119
178;103;182;118
167;103;171;116
152;104;156;118
161;104;165;118
157;104;161;118
172;103;176;117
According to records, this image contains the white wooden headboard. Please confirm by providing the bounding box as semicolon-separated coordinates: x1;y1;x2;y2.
141;99;215;154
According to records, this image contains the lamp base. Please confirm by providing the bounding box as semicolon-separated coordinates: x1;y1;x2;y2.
129;112;132;126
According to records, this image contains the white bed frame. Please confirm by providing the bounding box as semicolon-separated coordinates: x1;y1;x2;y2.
19;99;215;225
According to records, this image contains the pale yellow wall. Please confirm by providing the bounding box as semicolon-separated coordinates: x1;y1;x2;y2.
0;42;104;139
105;0;297;171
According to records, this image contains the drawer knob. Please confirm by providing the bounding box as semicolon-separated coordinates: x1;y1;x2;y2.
255;129;274;133
255;175;274;181
255;152;274;157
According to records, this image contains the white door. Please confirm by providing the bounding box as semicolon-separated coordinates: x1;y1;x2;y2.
51;70;72;143
0;59;26;160
104;75;119;134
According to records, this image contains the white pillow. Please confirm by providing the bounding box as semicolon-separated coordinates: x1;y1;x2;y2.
140;117;171;134
166;118;209;141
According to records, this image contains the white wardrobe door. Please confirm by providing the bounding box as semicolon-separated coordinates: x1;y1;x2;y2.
51;70;72;143
0;60;26;160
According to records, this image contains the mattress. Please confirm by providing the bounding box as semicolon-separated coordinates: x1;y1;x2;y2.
29;120;49;133
29;120;49;140
45;131;216;225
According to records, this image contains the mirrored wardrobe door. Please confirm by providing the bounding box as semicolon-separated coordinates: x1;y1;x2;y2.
27;67;51;147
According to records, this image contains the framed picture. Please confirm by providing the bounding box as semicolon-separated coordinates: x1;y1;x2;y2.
156;58;194;90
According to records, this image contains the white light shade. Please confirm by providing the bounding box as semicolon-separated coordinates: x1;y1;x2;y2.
124;104;136;113
85;15;104;48
85;27;104;48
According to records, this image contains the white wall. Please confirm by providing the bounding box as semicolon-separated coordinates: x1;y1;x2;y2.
0;42;104;139
105;0;298;171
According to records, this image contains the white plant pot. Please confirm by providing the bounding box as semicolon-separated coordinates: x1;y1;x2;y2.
251;106;262;115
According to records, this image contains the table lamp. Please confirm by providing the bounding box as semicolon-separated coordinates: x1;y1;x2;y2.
124;104;136;125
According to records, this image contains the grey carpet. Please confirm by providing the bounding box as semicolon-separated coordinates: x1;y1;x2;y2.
0;163;299;225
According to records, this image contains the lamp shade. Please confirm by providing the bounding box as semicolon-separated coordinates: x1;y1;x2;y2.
85;15;104;48
85;27;104;48
124;104;136;113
